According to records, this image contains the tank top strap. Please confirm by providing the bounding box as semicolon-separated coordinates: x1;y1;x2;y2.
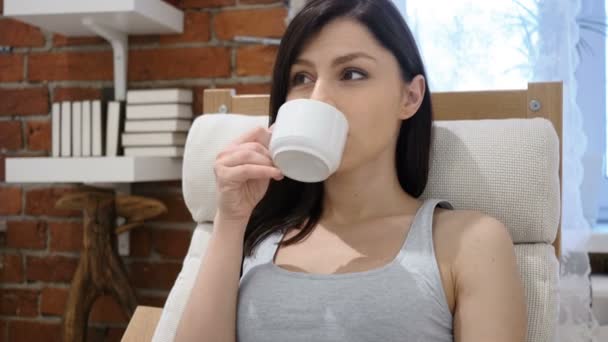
241;231;283;279
401;198;454;255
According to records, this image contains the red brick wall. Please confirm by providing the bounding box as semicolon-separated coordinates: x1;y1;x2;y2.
0;1;285;341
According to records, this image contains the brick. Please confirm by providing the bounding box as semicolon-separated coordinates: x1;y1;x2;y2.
0;54;24;82
29;51;113;82
49;222;82;252
129;261;181;290
89;295;128;324
129;47;230;81
52;34;105;47
236;45;278;76
0;121;22;151
0;19;45;47
40;287;68;316
0;320;6;342
231;83;271;95
0;187;22;215
180;0;235;8
159;12;210;44
129;229;151;258
6;221;47;250
52;87;102;102
0;254;23;283
0;289;39;317
152;229;191;259
26;255;78;282
8;321;61;342
214;8;287;40
25;187;82;218
133;180;182;191
163;0;180;7
26;120;51;152
0;88;49;116
190;86;207;115
145;193;192;223
128;34;161;45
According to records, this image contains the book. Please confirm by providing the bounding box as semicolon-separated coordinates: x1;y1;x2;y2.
126;104;193;120
81;101;92;157
105;101;124;157
72;102;82;157
126;88;193;104
124;146;185;157
91;100;104;157
121;132;188;147
124;119;191;133
52;103;61;157
61;101;71;157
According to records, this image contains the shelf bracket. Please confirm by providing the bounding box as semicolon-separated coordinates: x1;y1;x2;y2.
82;17;128;101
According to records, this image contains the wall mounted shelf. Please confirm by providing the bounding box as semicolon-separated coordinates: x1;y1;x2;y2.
5;157;182;184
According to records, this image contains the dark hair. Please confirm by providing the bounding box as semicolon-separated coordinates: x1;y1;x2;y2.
242;0;433;258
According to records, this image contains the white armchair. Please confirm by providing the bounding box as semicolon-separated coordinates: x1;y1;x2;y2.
122;82;563;342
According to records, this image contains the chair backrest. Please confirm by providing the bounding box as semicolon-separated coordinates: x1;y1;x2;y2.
202;82;563;256
153;82;562;342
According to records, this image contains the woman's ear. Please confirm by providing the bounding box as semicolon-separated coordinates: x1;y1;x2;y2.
399;75;426;120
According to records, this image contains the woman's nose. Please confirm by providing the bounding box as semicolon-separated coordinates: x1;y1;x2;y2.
309;80;337;108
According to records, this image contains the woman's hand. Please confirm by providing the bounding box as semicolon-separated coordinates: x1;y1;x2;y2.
213;126;283;224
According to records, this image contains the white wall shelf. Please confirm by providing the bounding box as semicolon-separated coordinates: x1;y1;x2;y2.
5;157;182;184
3;0;184;101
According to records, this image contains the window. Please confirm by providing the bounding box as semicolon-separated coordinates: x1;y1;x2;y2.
401;0;608;228
579;0;608;227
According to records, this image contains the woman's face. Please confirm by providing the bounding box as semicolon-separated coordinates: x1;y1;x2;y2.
285;18;424;175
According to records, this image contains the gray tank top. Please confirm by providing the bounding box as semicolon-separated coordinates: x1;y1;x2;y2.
237;199;454;342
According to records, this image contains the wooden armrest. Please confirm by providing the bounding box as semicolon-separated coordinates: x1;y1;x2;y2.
122;306;163;342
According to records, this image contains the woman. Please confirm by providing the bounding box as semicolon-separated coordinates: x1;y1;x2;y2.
176;0;527;341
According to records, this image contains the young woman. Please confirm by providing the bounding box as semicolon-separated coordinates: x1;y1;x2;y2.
176;0;527;341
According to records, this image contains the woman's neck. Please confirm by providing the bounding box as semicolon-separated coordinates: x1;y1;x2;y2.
320;150;420;228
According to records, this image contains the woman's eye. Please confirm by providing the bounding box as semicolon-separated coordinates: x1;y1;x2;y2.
342;69;367;81
292;73;313;86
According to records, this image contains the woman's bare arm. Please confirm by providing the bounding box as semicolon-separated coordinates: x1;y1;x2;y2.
453;214;527;342
174;212;248;342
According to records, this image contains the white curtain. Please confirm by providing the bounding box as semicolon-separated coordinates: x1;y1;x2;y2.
404;0;597;340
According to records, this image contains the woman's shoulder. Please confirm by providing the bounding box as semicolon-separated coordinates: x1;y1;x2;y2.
433;208;514;266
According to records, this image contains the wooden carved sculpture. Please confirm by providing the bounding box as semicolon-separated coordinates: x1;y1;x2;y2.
55;190;167;342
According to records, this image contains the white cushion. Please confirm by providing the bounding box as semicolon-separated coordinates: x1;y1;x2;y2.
422;118;560;244
515;243;559;342
183;115;560;243
182;114;268;224
154;114;560;342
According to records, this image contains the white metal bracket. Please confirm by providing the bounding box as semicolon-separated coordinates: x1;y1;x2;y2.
82;17;128;101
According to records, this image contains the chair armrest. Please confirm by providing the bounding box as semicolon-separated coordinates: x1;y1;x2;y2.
122;306;163;342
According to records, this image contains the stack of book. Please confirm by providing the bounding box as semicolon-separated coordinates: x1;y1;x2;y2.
122;88;193;157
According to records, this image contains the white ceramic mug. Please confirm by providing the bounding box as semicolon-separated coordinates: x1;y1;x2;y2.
269;99;349;183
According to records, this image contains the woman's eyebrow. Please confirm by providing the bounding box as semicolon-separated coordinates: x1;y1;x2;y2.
293;52;378;68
